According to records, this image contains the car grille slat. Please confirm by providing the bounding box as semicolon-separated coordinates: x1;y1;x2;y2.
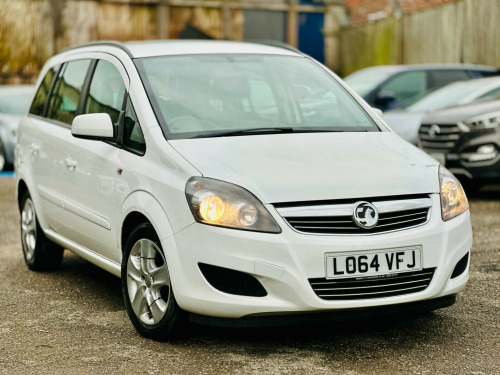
419;133;460;141
279;203;430;235
313;277;432;291
310;268;435;300
375;215;428;228
310;270;435;286
419;124;461;151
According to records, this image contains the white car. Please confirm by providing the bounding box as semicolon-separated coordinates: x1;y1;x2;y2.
16;41;472;340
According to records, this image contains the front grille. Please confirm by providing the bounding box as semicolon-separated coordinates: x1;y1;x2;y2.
309;268;435;300
276;196;431;235
285;208;429;235
419;123;461;151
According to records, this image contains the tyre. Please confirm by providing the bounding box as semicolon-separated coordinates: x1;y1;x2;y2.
0;139;7;172
20;191;64;271
121;223;186;340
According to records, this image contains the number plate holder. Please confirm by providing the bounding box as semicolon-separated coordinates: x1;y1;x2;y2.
325;246;422;280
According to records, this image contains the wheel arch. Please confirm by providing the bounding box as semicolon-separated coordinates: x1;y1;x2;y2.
17;178;29;210
120;190;175;254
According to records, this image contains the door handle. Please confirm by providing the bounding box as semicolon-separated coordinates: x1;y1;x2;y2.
30;144;41;156
65;157;77;171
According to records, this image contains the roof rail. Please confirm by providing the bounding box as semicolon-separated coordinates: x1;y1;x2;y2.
61;41;134;57
244;39;303;55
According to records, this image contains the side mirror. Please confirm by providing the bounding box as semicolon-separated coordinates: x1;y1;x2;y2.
375;90;396;110
72;113;115;141
371;107;383;118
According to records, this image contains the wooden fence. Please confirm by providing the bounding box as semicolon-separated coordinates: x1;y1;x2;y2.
1;0;500;82
340;0;500;76
0;0;343;84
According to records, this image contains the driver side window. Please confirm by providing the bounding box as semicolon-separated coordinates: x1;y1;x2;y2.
85;60;126;124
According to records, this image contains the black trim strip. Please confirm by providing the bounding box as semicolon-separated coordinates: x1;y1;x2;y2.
188;295;457;328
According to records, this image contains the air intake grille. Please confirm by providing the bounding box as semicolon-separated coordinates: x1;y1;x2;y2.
309;268;435;300
451;252;469;279
198;263;267;297
419;124;461;151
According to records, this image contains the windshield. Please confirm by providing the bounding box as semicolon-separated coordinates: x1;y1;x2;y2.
136;55;378;139
0;88;34;115
343;69;395;97
406;80;489;113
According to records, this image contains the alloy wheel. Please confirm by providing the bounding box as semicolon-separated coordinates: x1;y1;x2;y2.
21;198;37;262
126;239;171;325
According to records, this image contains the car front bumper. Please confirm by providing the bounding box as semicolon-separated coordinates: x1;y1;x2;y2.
164;194;472;320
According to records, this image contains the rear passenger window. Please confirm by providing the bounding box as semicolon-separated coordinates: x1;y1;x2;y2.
29;65;60;117
123;97;146;153
85;60;126;124
430;70;469;88
47;59;91;125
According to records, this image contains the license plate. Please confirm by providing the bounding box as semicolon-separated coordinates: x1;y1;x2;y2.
429;153;446;166
325;246;422;279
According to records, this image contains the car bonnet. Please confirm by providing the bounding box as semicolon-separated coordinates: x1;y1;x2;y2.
169;132;439;204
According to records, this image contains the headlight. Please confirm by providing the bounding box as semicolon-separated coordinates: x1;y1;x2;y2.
439;166;469;221
462;111;500;129
185;177;281;233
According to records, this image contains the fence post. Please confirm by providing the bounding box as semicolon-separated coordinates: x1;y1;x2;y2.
287;0;298;47
157;0;170;39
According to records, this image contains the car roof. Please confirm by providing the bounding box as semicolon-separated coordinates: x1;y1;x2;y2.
351;63;497;74
440;75;500;89
62;40;302;59
0;85;35;95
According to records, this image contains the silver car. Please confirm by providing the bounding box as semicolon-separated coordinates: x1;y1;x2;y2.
0;85;35;171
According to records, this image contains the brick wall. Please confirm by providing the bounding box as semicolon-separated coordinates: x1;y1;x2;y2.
345;0;459;25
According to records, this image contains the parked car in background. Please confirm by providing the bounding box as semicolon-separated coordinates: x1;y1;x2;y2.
418;100;500;190
17;41;472;340
383;77;500;144
343;64;498;111
0;85;35;171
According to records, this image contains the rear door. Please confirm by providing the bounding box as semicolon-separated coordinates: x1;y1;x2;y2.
31;59;92;237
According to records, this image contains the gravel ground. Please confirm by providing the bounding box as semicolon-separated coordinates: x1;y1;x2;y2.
0;178;498;375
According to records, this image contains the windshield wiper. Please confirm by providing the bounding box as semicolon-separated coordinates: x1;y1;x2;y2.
190;127;295;138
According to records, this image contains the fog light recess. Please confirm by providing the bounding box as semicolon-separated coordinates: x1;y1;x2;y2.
198;263;267;297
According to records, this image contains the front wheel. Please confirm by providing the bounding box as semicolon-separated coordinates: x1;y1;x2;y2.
121;223;186;340
20;191;64;271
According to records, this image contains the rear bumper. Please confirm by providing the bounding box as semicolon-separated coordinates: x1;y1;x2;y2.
189;295;457;327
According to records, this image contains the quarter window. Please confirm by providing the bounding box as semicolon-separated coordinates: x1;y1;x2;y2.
47;59;91;125
29;65;60;117
85;60;126;124
123;97;145;153
429;70;469;88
